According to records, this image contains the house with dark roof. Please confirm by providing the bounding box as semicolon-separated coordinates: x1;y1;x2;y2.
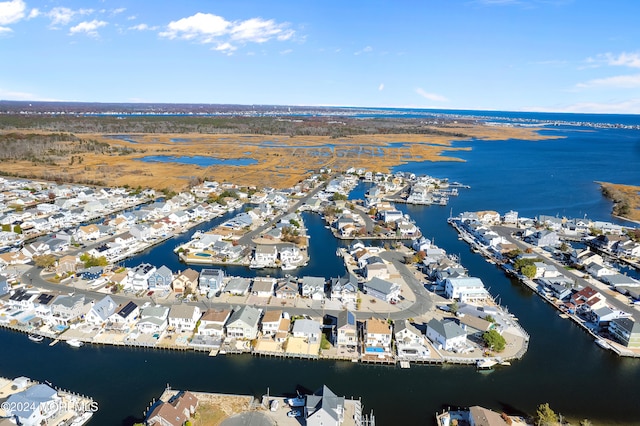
109;301;139;328
609;317;640;348
333;310;357;348
305;385;345;426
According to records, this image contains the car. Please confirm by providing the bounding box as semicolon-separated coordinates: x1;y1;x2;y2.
147;291;154;296
287;410;302;418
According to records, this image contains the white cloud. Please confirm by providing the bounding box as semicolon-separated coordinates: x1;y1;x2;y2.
27;8;38;19
231;17;293;43
160;12;230;41
160;12;295;52
416;88;448;102
378;83;384;91
111;8;126;16
603;52;640;68
48;7;93;27
129;23;158;31
280;48;292;55
576;73;640;89
0;0;25;25
0;25;11;34
0;87;61;101
69;19;107;37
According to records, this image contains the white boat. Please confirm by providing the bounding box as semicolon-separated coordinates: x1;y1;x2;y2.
595;338;611;350
28;334;44;343
281;264;297;271
270;400;279;411
286;396;306;407
67;339;84;348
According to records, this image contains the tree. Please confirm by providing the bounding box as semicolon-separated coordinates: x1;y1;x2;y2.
483;314;495;323
482;329;506;352
332;192;348;201
1;224;9;232
449;301;459;314
579;420;592;426
34;254;56;270
521;264;537;279
535;403;559;426
13;224;22;234
79;253;108;268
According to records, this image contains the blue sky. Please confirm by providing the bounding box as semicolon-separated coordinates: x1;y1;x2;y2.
2;0;640;113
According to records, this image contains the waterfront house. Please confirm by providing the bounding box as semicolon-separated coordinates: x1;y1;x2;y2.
33;293;56;319
172;268;199;294
148;265;174;291
586;262;617;279
305;385;345;426
468;405;512;426
279;244;303;266
292;318;322;344
363;277;400;303
252;244;278;268
4;383;61;426
224;277;251;296
0;276;8;297
146;390;198;426
364;318;393;355
86;295;117;326
261;310;283;336
252;277;276;297
275;276;299;298
129;263;156;291
225;305;261;340
50;294;88;325
526;230;560;248
570;286;602;310
301;276;326;300
109;301;139;329
137;305;170;334
395;320;431;360
198;309;231;338
609;317;640;348
333;310;357;349
199;268;225;296
76;224;100;241
6;289;38;311
426;318;467;352
168;305;201;332
444;277;490;303
533;262;562;279
457;315;494;340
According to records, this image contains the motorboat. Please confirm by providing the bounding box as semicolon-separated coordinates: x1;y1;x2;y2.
286;395;306;407
270;400;279;411
476;359;497;370
66;339;84;348
287;409;303;418
28;334;44;343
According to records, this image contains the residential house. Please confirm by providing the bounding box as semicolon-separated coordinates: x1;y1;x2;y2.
4;384;61;426
251;244;278;268
469;406;512;426
50;294;87;325
426;318;467;352
334;310;357;348
364;256;389;280
444;277;490;303
137;305;170;334
224;277;251;296
199;268;225;296
76;224;101;241
292;318;322;344
261;309;283;336
329;274;358;305
148;265;173;291
0;275;9;296
301;276;326;300
198;309;231;338
57;255;78;275
129;263;156;291
109;301;139;328
275;276;299;299
609;318;640;348
305;385;345;426
252;277;275;297
85;295;117;326
172;268;199;295
363;277;400;303
395;320;431;360
145;391;198;426
364;318;393;354
225;305;261;340
168;305;201;332
279;244;303;266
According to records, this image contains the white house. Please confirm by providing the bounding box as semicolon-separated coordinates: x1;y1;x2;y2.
168;305;201;332
426;318;467;352
137;305;170;334
4;383;61;426
444;277;490;303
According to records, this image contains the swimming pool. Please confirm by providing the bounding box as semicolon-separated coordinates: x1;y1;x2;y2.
195;253;212;257
365;347;385;353
54;324;68;332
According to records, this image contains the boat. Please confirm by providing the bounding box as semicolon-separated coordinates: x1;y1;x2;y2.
499;361;511;366
286;396;306;407
28;334;44;343
281;264;297;271
595;338;611;350
270;400;279;411
66;339;84;348
287;409;302;418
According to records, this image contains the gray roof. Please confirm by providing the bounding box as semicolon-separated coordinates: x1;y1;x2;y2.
292;319;321;336
427;318;466;340
364;277;398;295
306;385;344;423
168;304;199;320
227;305;261;328
91;296;117;322
225;277;251;293
6;384;57;418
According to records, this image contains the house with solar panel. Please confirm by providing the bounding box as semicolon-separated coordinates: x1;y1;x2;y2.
109;301;139;330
